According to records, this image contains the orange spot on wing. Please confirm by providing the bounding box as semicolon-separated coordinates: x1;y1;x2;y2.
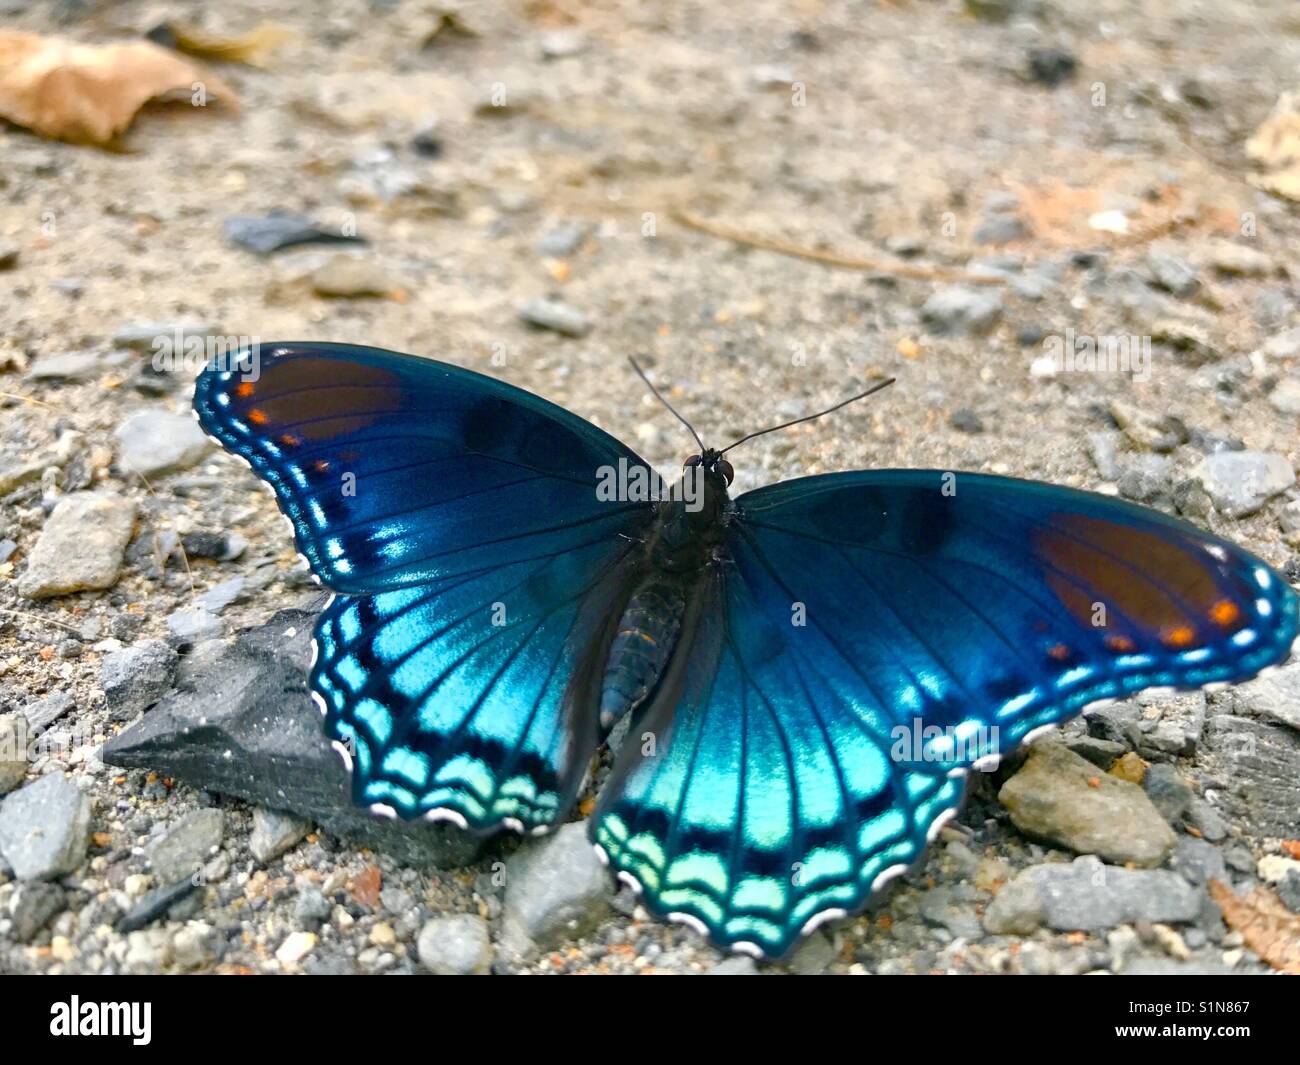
236;382;255;398
312;459;331;473
247;408;268;425
1047;643;1072;661
279;433;301;448
1104;634;1135;653
1162;625;1196;649
1210;599;1240;626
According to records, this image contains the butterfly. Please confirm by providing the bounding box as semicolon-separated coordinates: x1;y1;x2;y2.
193;342;1298;959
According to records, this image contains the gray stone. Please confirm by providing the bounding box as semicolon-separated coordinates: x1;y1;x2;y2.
1202;714;1300;838
1278;870;1300;913
9;880;66;942
984;856;1201;934
498;821;610;960
28;350;104;382
1065;735;1127;768
165;607;225;645
0;714;27;794
1116;453;1172;504
309;254;397;298
147;809;224;884
294;886;332;929
1146;247;1200;297
917;885;984;940
1169;836;1227;886
1142;763;1193;821
195;577;246;615
709;955;759;974
973;213;1027;245
0;460;43;495
115;411;213;478
0;773;92;880
998;741;1175;866
518;297;591;338
171;921;219;969
101;639;178;721
1184;797;1229;842
101;610;478;866
1135;688;1206;758
1084;699;1143;749
920;286;1003;336
1193;450;1295;517
535;223;587;257
1224;660;1300;732
20;691;72;734
17;492;136;598
224;212;364;255
250;807;309;864
539;29;588;60
1268;377;1300;415
1086;430;1122;480
417;914;492;975
788;931;837;973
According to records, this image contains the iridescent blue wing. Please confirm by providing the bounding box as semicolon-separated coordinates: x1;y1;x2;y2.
194;343;655;831
193;342;649;594
593;470;1298;957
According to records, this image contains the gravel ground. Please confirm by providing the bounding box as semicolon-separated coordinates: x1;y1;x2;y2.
1;0;1299;974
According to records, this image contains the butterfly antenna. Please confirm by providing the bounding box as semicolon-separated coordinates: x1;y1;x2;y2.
720;377;896;455
628;356;705;452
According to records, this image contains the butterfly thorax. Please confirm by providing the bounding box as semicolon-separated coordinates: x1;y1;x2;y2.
599;467;730;730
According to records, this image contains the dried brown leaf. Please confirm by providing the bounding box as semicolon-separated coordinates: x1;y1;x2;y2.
0;30;236;147
1208;878;1300;975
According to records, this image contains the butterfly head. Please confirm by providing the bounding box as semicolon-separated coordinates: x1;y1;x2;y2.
684;448;734;488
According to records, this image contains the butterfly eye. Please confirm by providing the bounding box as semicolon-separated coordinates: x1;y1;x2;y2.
684;455;702;468
715;457;735;485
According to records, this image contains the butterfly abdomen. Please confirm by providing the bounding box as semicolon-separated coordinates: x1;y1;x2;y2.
599;579;687;730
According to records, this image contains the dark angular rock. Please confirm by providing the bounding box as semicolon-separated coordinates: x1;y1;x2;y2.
102;610;478;867
223;211;365;255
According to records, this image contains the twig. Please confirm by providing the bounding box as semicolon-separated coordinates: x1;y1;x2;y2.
670;207;1005;285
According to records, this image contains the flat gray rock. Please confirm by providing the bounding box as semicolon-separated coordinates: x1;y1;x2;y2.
921;285;1003;336
498;821;610;962
998;741;1175;866
101;639;178;722
250;808;309;864
101;609;478;867
115;410;213;478
1224;659;1300;733
984;855;1202;934
17;492;136;599
417;914;492;974
0;773;92;880
147;809;225;884
1193;450;1295;517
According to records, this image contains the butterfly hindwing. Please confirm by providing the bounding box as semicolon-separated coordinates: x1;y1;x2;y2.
593;470;1298;957
195;344;656;832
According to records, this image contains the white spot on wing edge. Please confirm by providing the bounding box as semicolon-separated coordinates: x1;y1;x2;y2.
871;863;909;893
800;907;847;936
926;808;957;843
